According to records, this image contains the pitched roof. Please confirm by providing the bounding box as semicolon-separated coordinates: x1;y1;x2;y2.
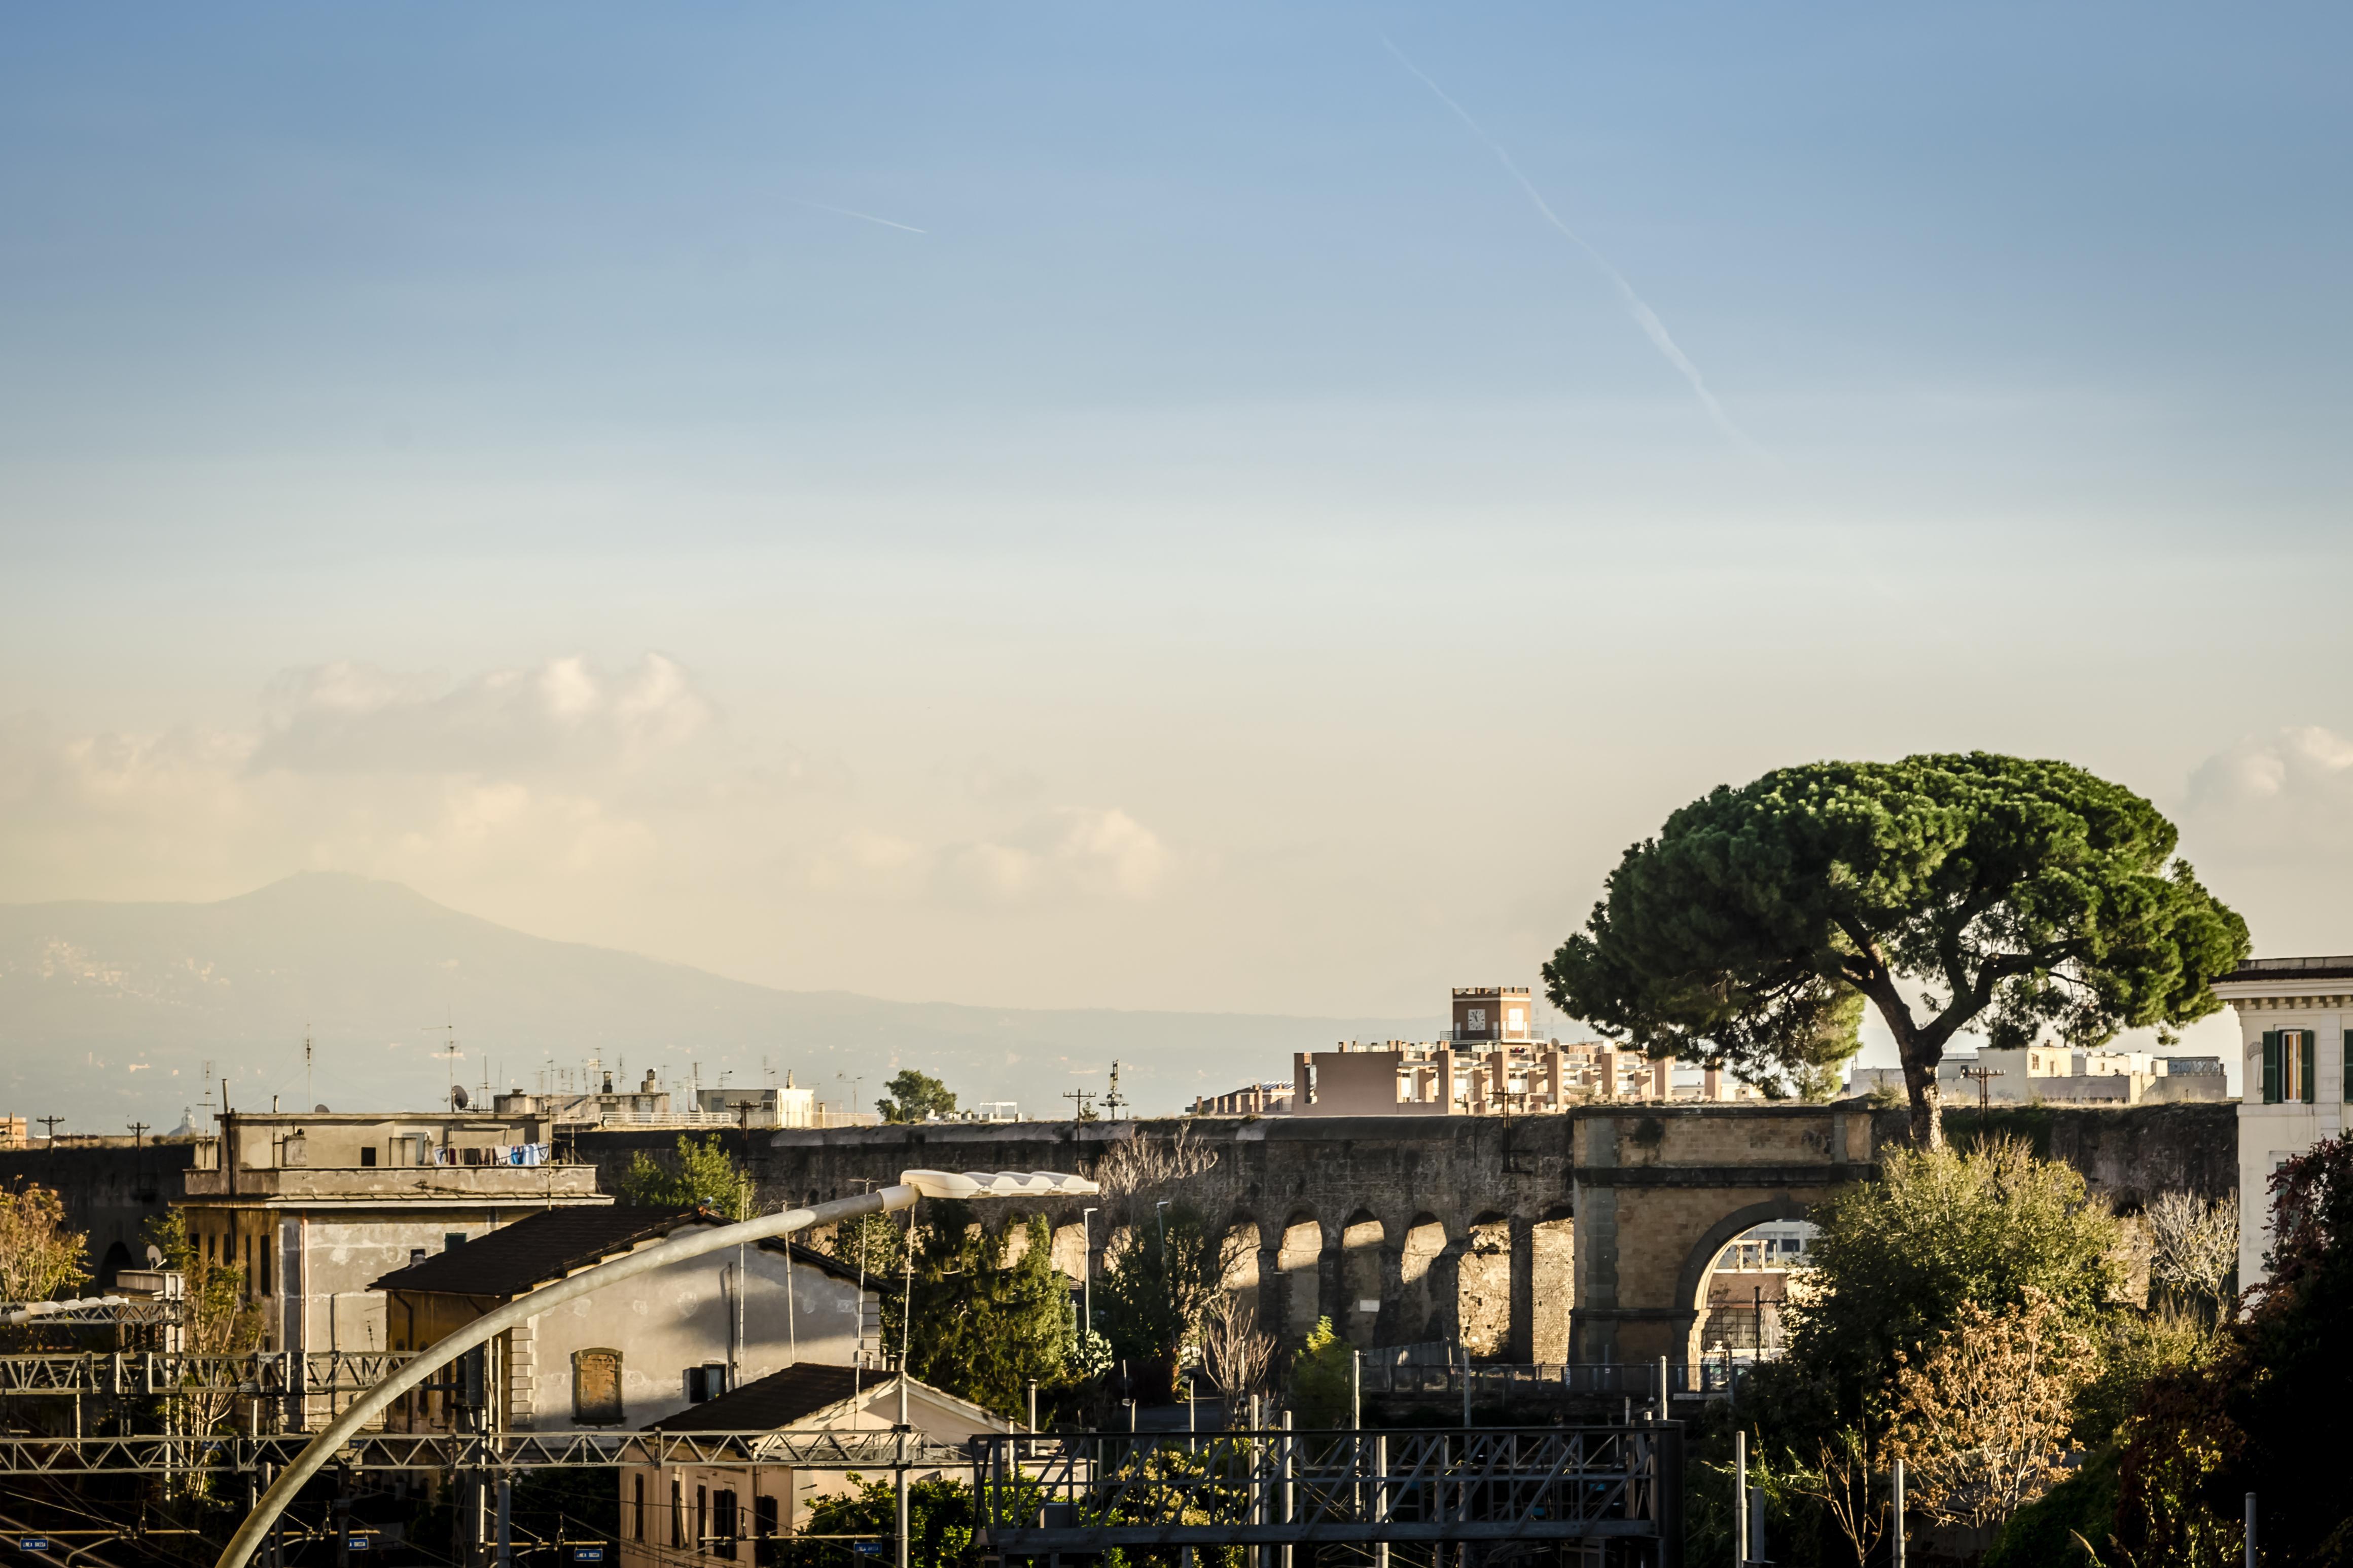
645;1362;871;1432
368;1207;868;1296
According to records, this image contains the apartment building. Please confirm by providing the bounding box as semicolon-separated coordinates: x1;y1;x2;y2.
176;1108;607;1393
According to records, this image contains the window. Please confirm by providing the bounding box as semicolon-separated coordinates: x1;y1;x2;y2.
671;1480;684;1548
633;1476;646;1541
2262;1030;2319;1105
697;1486;708;1556
688;1363;729;1403
572;1348;624;1426
360;1147;377;1168
445;1231;468;1251
753;1497;778;1566
713;1490;738;1561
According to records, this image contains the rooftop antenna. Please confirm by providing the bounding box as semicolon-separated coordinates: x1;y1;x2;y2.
1103;1060;1128;1120
303;1030;314;1115
423;1011;460;1108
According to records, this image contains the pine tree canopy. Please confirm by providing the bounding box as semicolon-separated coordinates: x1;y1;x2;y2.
1543;752;2249;1147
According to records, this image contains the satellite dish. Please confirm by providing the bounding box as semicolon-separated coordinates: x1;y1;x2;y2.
145;1245;164;1268
451;1085;470;1110
313;1104;331;1114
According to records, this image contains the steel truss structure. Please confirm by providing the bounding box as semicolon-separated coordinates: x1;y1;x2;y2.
0;1352;416;1397
0;1428;969;1476
970;1426;1683;1561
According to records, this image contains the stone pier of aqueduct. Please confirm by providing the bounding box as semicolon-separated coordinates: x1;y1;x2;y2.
642;1106;1887;1370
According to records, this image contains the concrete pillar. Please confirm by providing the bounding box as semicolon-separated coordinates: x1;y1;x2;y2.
1594;1049;1617;1102
1507;1217;1536;1363
1317;1225;1343;1337
1650;1060;1669;1101
1703;1067;1725;1102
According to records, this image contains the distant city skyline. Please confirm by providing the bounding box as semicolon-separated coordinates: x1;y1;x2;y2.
4;4;2348;1084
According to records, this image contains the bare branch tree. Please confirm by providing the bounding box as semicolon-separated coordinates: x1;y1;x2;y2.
1093;1123;1220;1217
1888;1287;2096;1531
2146;1191;2237;1307
1786;1427;1888;1568
1198;1293;1274;1420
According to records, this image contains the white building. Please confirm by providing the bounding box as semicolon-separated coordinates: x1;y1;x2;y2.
2213;955;2350;1286
1845;1045;2226;1106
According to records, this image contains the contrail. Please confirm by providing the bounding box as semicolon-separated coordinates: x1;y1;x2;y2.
791;198;927;235
1381;36;1762;456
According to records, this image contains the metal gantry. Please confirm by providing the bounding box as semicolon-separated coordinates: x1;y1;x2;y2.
971;1426;1683;1558
0;1428;969;1476
0;1352;414;1398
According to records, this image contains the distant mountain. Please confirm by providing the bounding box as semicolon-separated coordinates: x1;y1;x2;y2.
0;873;1424;1131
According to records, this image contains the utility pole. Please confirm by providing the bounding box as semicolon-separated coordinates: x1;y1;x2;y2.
36;1115;63;1142
1960;1065;2003;1114
1081;1207;1099;1357
127;1121;149;1148
1061;1088;1097;1121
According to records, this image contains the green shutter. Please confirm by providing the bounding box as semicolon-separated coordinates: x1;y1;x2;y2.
2302;1031;2319;1104
2262;1031;2281;1103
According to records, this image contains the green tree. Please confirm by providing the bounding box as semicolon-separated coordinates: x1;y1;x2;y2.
615;1134;751;1218
877;1070;958;1124
1544;753;2247;1147
796;1474;977;1568
901;1208;1074;1419
837;1204;1073;1418
145;1208;264;1437
1767;1138;2121;1431
0;1182;87;1305
1097;1204;1236;1403
1288;1317;1353;1429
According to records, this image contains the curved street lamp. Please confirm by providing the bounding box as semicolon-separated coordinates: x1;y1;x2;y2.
215;1169;1097;1568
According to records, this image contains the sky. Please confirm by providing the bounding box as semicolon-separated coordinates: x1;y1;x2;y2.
3;3;2350;1072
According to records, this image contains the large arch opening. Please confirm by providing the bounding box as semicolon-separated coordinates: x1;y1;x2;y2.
1338;1211;1386;1346
1676;1200;1818;1385
1221;1217;1264;1325
1276;1214;1324;1343
1457;1213;1513;1360
1398;1215;1449;1344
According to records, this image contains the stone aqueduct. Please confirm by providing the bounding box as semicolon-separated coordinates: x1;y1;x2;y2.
668;1105;1884;1370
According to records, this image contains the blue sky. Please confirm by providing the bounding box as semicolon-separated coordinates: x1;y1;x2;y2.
2;4;2348;1075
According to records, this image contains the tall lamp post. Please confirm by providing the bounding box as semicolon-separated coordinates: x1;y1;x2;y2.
211;1168;1098;1568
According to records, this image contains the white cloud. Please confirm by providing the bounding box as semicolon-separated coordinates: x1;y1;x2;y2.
249;653;714;775
933;807;1175;904
2185;724;2353;853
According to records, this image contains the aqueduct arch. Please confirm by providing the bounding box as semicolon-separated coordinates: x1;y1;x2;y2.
732;1104;1880;1371
1568;1106;1875;1375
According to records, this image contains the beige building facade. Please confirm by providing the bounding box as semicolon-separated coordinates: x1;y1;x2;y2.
176;1109;607;1413
615;1366;1014;1568
375;1206;875;1434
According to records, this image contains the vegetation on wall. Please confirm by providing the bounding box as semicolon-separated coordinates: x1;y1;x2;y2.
614;1134;751;1218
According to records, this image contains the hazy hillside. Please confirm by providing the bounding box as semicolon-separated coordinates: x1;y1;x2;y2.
0;873;1425;1131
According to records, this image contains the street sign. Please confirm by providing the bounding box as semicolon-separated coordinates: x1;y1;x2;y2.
346;1537;371;1552
852;1543;882;1556
19;1540;50;1553
572;1549;607;1563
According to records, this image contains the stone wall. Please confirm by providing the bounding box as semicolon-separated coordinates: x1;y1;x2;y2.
0;1141;199;1288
